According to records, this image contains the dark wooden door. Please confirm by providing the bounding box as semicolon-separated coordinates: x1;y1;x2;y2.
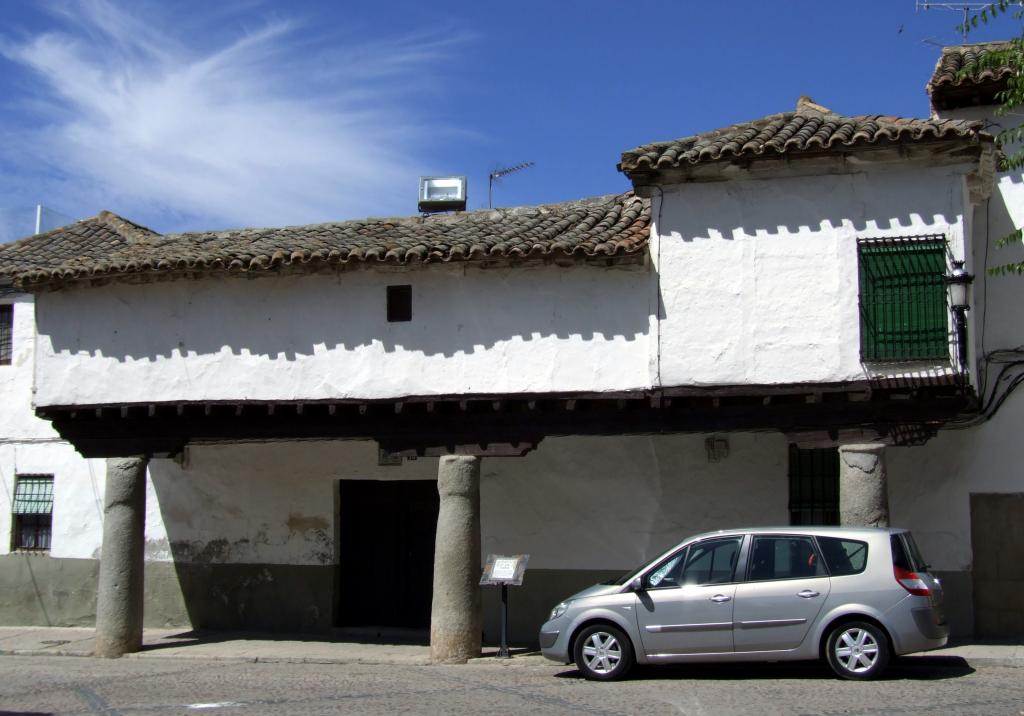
336;480;439;628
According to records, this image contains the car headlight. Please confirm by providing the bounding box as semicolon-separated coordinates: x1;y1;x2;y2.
550;601;571;620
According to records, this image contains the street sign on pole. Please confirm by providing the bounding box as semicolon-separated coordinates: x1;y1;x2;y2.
480;554;529;658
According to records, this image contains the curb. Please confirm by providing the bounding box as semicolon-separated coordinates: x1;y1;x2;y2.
1;647;1021;669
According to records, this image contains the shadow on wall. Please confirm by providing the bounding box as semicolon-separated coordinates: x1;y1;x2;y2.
37;263;659;363
146;454;336;633
659;174;960;242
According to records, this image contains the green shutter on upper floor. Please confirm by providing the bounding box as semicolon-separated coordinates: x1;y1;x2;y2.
858;239;949;362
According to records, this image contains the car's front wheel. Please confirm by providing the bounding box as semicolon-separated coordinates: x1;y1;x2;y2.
573;624;635;681
825;621;890;680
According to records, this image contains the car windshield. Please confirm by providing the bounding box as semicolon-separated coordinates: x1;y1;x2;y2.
600;536;712;586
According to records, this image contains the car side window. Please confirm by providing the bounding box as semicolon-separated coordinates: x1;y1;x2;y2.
818;536;869;576
679;538;742;586
646;550;687;589
748;536;826;581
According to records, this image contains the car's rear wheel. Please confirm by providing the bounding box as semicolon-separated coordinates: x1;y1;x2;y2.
825;621;890;680
573;624;634;681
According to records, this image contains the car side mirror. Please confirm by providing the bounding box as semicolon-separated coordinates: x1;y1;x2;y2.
630;576;644;592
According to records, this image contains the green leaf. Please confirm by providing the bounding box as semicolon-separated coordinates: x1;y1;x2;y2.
995;228;1024;248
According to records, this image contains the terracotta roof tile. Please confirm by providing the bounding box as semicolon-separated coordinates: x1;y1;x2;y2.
0;193;651;287
619;98;988;177
928;41;1015;91
928;41;1016;110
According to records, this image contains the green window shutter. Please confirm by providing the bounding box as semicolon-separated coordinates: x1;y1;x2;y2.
858;239;948;362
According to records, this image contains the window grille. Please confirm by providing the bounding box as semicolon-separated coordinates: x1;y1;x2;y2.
858;237;948;362
788;445;838;526
0;304;12;366
12;475;53;551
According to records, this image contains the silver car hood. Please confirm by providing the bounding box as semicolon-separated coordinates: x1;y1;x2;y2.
567;583;625;601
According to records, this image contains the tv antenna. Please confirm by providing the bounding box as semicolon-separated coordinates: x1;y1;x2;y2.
489;161;534;209
916;1;1016;41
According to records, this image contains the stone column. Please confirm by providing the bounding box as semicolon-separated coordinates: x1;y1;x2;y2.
430;455;482;664
838;443;889;527
95;457;149;658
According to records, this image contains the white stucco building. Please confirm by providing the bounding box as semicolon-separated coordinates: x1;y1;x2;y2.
1;44;1021;650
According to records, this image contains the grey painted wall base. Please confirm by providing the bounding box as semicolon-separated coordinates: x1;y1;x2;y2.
172;562;333;632
0;558;975;647
0;555;99;627
0;557;330;633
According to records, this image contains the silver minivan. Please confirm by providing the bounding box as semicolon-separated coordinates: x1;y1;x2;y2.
539;527;948;680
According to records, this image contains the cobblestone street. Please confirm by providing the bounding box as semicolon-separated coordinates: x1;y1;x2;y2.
2;654;1023;716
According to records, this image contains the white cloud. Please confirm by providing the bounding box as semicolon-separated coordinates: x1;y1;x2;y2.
0;0;466;230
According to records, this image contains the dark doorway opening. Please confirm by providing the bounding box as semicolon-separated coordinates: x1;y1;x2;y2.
336;479;439;630
970;492;1024;638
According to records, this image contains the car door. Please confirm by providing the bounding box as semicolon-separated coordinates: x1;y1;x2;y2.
634;536;744;656
732;534;831;652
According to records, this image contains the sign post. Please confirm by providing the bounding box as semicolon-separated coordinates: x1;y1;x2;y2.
480;554;529;659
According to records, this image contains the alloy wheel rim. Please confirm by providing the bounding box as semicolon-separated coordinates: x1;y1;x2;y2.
581;632;622;674
834;628;879;673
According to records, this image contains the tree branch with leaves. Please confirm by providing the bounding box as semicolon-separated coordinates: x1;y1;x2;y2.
960;2;1024;274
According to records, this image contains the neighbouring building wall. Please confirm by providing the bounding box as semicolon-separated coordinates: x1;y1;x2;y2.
0;294;61;442
0;293;115;625
652;164;973;387
0;292;181;627
32;261;655;407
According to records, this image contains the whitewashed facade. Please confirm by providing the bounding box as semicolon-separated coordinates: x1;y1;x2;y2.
2;46;1023;645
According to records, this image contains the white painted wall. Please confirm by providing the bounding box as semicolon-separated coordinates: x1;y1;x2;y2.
29;162;975;407
136;434;788;571
482;432;789;570
652;164;972;387
33;263;654;406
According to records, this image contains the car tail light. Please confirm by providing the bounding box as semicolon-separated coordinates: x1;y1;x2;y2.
894;565;930;596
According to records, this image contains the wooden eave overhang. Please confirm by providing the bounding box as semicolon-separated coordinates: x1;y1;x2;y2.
37;380;973;458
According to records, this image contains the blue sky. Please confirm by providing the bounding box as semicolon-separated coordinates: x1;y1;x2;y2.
0;0;1014;235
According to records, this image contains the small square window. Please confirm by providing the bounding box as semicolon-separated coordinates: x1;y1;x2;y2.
11;475;53;551
0;304;12;366
387;285;412;323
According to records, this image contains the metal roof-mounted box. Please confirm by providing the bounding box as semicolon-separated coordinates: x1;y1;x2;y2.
418;176;467;213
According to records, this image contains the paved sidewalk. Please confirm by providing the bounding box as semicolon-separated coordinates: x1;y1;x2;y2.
0;626;1021;668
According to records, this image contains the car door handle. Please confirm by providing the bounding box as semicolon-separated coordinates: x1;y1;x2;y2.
797;590;820;599
710;594;732;603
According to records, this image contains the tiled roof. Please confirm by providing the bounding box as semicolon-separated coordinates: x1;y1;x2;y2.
0;212;160;277
0;193;651;287
928;41;1015;91
619;98;988;177
928;41;1016;109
